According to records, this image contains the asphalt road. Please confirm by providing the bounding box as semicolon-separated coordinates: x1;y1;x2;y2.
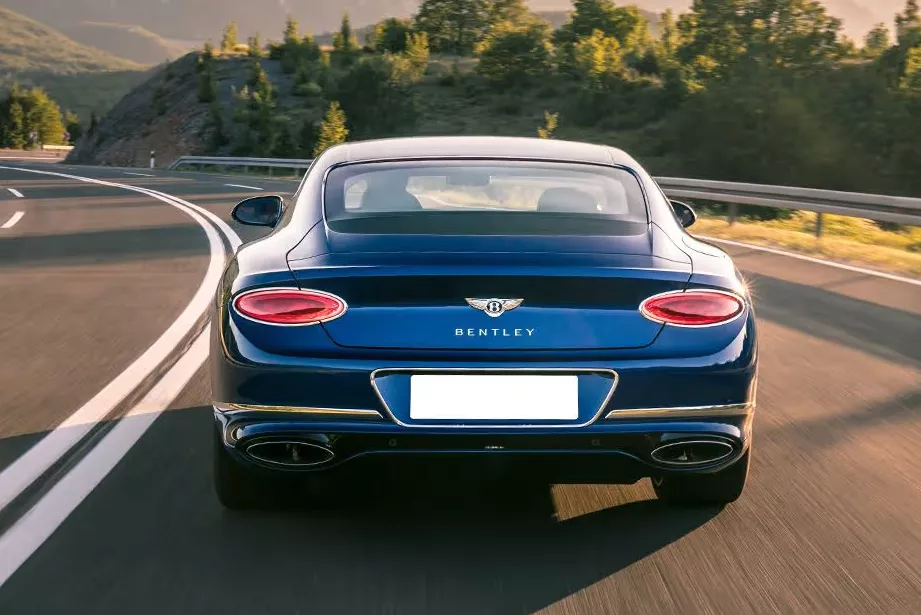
0;162;920;614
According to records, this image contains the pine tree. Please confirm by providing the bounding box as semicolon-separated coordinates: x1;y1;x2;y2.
248;33;263;58
537;110;559;138
221;22;238;51
314;101;348;156
403;32;431;81
415;0;492;55
864;24;891;58
488;0;530;26
334;12;357;52
284;15;299;46
208;101;227;151
64;111;82;143
6;101;26;149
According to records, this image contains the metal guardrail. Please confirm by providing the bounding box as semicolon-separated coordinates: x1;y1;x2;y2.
168;156;921;229
169;156;312;175
656;177;921;227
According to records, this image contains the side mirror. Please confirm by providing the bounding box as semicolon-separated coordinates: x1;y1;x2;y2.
232;195;284;227
670;200;697;229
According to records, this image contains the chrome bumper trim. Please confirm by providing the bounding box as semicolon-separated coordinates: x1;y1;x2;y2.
604;402;754;420
214;403;383;419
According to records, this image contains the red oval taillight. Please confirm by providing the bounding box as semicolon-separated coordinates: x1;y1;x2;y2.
233;289;347;325
640;290;744;327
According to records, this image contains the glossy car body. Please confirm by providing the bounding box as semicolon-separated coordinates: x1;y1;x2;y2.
211;136;758;508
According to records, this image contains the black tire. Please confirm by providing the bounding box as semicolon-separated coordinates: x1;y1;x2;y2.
213;429;264;510
652;448;751;506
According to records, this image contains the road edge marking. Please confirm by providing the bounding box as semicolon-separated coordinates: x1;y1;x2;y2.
225;183;263;191
0;328;210;587
698;235;921;288
0;166;239;513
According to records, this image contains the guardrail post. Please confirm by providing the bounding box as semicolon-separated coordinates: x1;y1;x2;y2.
728;203;738;226
268;167;274;177
150;150;156;169
815;213;824;238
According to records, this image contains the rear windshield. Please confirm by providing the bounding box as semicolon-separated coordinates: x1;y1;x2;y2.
323;160;648;235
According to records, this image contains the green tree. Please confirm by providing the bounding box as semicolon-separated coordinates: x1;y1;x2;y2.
676;0;748;77
745;0;843;72
283;15;299;46
488;0;530;26
336;56;418;137
401;32;431;81
415;0;492;55
64;111;82;143
657;9;680;64
221;22;238;52
476;19;553;86
3;100;27;149
555;0;651;53
561;28;624;81
537;110;559;138
198;63;217;102
901;45;921;89
332;12;360;66
864;24;891;58
896;0;921;47
314;101;349;156
248;33;263;58
298;119;318;156
334;12;358;53
370;18;414;53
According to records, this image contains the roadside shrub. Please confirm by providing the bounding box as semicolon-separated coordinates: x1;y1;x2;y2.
475;19;553;87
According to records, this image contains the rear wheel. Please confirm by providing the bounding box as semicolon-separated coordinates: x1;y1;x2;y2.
213;429;264;510
652;448;750;506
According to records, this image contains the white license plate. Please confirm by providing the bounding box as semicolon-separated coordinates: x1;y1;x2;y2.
409;374;579;420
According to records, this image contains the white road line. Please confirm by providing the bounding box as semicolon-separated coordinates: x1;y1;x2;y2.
1;211;24;229
0;328;210;587
123;172;154;177
699;235;921;288
0;165;240;514
225;183;263;191
7;188;24;198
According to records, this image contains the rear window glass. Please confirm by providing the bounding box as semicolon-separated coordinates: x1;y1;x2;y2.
324;160;648;235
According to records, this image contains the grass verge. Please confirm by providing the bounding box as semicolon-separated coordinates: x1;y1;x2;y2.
693;212;921;278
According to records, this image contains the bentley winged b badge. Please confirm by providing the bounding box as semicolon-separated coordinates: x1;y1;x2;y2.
465;298;524;318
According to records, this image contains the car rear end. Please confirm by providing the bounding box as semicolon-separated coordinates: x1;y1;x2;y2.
212;154;757;507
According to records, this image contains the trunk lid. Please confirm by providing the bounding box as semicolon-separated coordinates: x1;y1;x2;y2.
287;230;691;352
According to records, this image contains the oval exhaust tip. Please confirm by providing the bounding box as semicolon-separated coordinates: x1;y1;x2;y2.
245;440;335;467
651;440;734;467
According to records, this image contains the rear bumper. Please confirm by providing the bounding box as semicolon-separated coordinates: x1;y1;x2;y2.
214;405;754;482
212;308;757;482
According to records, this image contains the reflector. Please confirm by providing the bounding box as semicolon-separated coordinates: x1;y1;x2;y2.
640;290;744;327
233;289;347;325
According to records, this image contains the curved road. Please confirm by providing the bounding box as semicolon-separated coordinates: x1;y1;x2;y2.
0;162;919;614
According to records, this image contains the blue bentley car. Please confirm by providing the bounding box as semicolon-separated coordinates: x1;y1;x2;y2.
211;137;758;509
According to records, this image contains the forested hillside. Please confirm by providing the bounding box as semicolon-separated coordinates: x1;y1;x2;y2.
70;0;921;202
0;0;891;40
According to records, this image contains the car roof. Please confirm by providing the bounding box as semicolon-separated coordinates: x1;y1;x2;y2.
320;136;639;168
